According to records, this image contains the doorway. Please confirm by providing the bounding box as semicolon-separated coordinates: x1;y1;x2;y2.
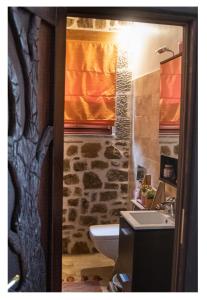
61;15;184;292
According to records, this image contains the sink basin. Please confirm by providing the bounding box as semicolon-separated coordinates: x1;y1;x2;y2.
120;210;175;230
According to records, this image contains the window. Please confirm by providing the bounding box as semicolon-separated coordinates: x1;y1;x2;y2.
159;54;182;134
64;29;118;134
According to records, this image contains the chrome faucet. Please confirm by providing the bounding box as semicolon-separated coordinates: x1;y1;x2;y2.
155;197;176;218
170;200;176;218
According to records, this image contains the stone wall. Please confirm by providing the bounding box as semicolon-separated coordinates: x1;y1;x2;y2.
63;137;130;254
66;17;132;31
133;70;179;197
63;17;132;254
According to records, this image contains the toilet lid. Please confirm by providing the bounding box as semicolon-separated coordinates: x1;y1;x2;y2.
89;224;119;240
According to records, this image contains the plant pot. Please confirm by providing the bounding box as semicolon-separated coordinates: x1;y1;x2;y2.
141;194;146;205
144;198;153;209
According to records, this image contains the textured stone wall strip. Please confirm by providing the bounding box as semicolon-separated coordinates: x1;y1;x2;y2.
116;95;128;118
115;117;131;140
116;71;132;93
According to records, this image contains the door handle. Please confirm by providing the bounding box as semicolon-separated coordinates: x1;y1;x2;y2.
180;208;185;245
8;274;20;290
119;273;129;283
121;228;131;235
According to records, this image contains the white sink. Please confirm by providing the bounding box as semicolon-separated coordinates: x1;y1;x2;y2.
120;210;175;230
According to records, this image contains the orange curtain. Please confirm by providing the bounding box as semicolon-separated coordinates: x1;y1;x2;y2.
159;55;182;130
64;30;117;126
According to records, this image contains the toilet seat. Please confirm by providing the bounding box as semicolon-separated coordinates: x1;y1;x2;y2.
90;224;119;240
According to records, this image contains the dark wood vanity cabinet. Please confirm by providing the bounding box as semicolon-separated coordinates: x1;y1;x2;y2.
116;216;174;292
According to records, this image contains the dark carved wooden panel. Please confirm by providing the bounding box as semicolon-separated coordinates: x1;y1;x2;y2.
8;7;53;292
8;169;21;291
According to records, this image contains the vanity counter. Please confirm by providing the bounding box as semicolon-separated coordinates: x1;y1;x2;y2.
131;199;147;210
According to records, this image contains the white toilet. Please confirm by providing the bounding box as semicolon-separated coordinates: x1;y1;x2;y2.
89;224;119;261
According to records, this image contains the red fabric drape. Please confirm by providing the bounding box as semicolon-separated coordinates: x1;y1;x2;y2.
64;30;117;126
159;55;182;130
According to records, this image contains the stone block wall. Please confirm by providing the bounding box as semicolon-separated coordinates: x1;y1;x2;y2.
63;138;130;254
63;17;132;254
66;17;132;31
133;70;179;197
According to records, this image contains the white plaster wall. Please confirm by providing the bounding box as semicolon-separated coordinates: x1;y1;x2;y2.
118;23;183;80
128;23;183;194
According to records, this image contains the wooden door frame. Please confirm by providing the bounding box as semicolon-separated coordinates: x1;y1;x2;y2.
50;8;66;292
24;7;66;291
24;6;197;292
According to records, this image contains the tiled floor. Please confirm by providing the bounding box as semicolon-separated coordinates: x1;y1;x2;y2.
62;253;115;292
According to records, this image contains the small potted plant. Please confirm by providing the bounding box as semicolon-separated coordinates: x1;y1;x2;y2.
145;189;156;209
140;184;150;204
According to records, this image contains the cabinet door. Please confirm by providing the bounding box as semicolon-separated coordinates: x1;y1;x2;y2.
133;229;174;292
116;217;134;292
